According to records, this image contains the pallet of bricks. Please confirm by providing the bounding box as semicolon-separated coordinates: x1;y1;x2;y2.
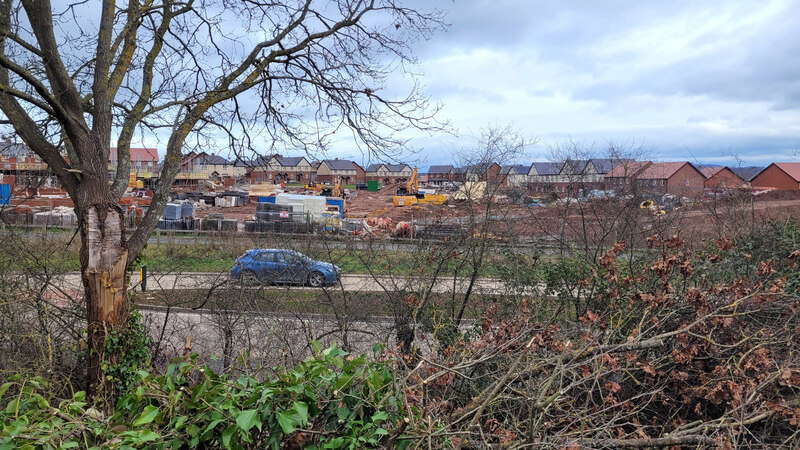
157;202;198;230
200;212;237;231
246;201;310;234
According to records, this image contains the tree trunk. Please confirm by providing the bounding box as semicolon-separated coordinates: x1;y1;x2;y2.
80;202;128;408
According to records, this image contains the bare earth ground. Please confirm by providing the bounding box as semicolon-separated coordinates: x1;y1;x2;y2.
185;186;800;244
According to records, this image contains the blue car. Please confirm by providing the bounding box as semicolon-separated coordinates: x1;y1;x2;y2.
230;249;341;287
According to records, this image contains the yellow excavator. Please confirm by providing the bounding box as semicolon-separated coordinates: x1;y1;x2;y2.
333;177;342;197
393;167;446;207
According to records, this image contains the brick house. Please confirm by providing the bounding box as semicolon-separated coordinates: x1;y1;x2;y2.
365;163;413;184
315;159;365;184
554;158;631;195
464;162;501;184
0;140;53;188
180;152;245;181
633;162;705;196
110;147;159;174
750;162;800;190
426;165;455;185
527;162;563;194
604;161;653;192
249;155;314;184
700;166;745;189
499;164;531;187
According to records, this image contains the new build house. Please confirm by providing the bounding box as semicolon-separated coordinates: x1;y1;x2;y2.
700;166;745;189
500;165;532;187
249;156;314;184
180;152;245;181
110;147;159;175
527;159;629;194
632;162;705;196
426;165;456;185
315;159;366;184
365;163;413;184
750;163;800;190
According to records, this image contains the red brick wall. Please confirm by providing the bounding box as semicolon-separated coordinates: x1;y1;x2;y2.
666;164;705;196
751;165;800;190
704;168;745;189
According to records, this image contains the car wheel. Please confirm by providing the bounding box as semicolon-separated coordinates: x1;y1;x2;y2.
307;271;325;288
242;270;260;286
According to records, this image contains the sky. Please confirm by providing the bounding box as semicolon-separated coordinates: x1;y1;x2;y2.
8;1;797;169
376;0;800;168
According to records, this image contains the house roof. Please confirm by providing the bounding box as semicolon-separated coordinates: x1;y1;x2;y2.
322;159;361;171
197;154;230;165
501;164;531;175
700;166;725;178
591;158;632;174
765;162;800;182
365;163;384;172
564;159;589;174
637;162;697;180
386;164;410;172
530;162;562;175
427;165;454;174
110;147;158;163
274;156;306;167
464;162;499;174
605;161;652;178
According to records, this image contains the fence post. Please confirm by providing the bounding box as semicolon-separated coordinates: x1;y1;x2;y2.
140;265;147;292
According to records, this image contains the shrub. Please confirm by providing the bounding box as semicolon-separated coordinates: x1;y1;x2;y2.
1;343;416;449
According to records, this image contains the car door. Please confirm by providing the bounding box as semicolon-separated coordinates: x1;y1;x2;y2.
257;251;282;283
284;252;310;283
272;251;294;283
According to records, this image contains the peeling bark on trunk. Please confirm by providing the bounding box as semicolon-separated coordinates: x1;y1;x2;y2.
81;204;128;407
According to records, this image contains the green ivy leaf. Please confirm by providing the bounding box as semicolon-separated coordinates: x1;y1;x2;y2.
293;401;308;424
235;409;261;432
133;405;159;427
370;411;388;422
173;415;188;429
336;405;350;420
221;425;237;448
276;411;300;434
0;382;13;399
138;430;159;442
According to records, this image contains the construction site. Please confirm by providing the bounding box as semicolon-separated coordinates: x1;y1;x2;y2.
3;159;800;247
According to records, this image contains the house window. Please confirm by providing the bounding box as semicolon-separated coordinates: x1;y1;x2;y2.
660;180;665;186
652;180;656;186
685;179;689;186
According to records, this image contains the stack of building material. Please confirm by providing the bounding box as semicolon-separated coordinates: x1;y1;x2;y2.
245;201;292;233
0;205;34;225
157;202;196;230
32;206;77;226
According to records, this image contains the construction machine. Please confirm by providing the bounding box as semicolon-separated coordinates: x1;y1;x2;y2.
333;177;342;197
393;167;446;207
305;182;322;192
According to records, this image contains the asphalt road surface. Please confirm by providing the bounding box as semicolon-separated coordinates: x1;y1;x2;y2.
55;271;526;295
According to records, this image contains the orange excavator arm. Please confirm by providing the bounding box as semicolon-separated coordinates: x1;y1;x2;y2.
407;167;418;194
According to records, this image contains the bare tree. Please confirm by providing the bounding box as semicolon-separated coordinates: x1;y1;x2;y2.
0;0;444;403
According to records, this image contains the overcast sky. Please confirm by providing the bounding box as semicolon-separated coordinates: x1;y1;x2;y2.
379;0;800;168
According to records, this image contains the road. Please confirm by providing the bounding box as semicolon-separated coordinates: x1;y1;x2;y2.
54;271;524;295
